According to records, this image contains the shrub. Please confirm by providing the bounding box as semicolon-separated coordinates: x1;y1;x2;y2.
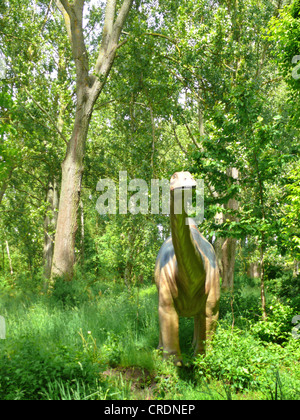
219;287;261;326
250;298;295;344
267;272;300;312
194;326;282;392
51;275;90;307
153;355;182;399
0;336;106;400
101;331;122;367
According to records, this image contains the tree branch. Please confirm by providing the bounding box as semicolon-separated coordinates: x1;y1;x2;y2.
0;168;14;206
55;0;72;41
56;0;89;83
142;32;180;54
24;87;68;145
21;169;48;190
103;0;117;44
113;0;133;41
185;123;201;150
57;0;133;109
262;76;283;86
93;0;133;95
57;0;71;15
39;0;54;34
171;123;188;155
13;188;41;202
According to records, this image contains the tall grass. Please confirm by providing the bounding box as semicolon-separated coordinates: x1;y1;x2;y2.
0;278;299;400
0;281;160;399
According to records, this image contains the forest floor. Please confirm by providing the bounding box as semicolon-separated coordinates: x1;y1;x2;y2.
0;277;299;400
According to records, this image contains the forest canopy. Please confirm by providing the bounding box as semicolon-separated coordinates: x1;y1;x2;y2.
0;0;299;292
0;0;299;401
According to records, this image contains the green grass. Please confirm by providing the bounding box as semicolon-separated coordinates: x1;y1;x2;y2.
0;278;299;400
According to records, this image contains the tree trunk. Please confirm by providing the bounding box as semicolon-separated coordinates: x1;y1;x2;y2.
260;242;267;321
0;167;14;206
0;183;7;206
51;0;133;281
216;169;239;291
51;102;92;279
221;237;237;290
293;260;299;277
253;153;268;320
247;261;260;278
5;240;13;275
1;242;4;272
80;199;85;264
43;179;59;282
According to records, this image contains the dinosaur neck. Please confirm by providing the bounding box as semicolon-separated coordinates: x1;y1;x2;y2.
170;189;205;289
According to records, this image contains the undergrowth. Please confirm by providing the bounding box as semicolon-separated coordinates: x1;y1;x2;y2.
0;276;299;400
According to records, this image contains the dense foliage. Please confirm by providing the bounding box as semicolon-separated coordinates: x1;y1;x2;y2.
0;280;299;400
0;0;299;400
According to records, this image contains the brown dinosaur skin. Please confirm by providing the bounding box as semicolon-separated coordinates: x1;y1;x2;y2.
155;172;220;365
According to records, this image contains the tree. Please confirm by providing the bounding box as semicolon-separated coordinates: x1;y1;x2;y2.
146;0;296;318
51;0;133;280
149;0;286;294
268;0;300;273
0;0;297;298
0;0;73;279
269;0;300;122
0;91;17;206
280;162;300;270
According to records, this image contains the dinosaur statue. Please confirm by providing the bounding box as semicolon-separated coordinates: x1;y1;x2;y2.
155;171;220;365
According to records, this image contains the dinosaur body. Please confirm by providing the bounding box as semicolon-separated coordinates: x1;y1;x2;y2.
155;172;220;364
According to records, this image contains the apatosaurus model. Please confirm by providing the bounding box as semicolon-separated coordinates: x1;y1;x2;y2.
155;172;220;365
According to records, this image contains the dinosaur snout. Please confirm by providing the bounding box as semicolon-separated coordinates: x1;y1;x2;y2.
170;171;197;191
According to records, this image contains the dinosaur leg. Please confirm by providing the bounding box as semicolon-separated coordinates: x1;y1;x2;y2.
194;311;218;356
193;313;206;356
205;312;218;352
158;304;182;365
157;329;163;350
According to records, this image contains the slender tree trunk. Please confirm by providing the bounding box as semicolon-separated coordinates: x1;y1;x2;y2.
215;168;239;291
221;237;238;290
80;199;85;264
150;105;156;173
0;167;14;206
254;153;268;320
5;240;13;275
198;94;205;137
247;261;261;278
293;260;299;277
0;183;7;206
1;242;4;272
43;179;59;282
260;241;267;321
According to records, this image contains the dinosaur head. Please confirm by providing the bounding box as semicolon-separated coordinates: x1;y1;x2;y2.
170;171;197;191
